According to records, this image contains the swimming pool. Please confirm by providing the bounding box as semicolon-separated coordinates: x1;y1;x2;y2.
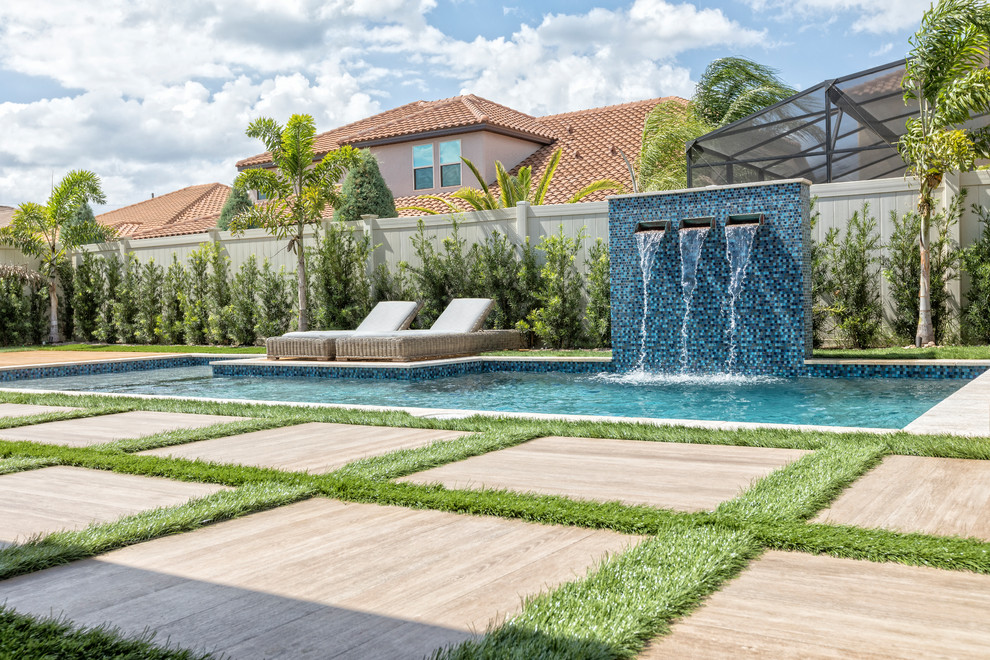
0;365;967;429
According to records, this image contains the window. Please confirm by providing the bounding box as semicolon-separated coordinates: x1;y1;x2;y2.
255;190;267;201
413;144;434;190
439;140;461;187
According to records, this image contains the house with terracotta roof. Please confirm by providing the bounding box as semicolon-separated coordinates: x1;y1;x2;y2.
97;183;230;240
237;94;679;216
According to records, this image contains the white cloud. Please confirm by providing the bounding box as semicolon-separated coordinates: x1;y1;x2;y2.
0;0;762;209
746;0;929;33
869;42;894;57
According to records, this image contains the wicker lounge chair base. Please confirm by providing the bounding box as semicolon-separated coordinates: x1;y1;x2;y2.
265;336;337;361
336;330;523;362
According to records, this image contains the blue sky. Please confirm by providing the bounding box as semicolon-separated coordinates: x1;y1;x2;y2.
0;0;927;211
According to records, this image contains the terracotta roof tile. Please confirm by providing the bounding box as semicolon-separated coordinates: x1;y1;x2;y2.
0;206;14;229
97;183;230;240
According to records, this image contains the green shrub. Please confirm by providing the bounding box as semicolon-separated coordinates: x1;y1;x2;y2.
474;231;531;330
828;202;883;348
158;255;186;345
56;260;74;342
111;253;140;344
217;186;254;231
334;149;398;223
134;259;164;344
94;255;123;344
809;198;838;348
255;259;295;338
372;262;416;303
226;255;262;345
963;204;990;342
408;218;477;327
205;242;231;345
522;226;587;349
584;239;610;348
71;252;103;342
180;244;210;345
0;278;35;346
307;222;372;330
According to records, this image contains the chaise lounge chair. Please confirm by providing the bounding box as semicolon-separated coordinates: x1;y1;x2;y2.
335;298;523;361
265;301;421;361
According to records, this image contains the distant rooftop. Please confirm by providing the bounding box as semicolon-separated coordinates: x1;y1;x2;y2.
97;183;230;240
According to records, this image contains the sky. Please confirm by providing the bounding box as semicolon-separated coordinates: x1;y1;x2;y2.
0;0;930;212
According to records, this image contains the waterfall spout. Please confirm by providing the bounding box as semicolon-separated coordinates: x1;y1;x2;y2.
679;226;709;371
635;230;665;369
725;223;759;370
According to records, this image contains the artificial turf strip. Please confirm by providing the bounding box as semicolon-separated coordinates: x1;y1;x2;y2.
0;481;316;581
101;418;295;453
0;455;58;475
0;605;212;660
714;440;887;523
883;431;990;460
0;342;266;355
815;345;990;360
0;405;137;431
432;524;761;660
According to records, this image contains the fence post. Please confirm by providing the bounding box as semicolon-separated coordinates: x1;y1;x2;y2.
361;214;381;280
515;201;531;244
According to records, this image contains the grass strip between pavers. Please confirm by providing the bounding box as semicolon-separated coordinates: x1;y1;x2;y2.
2;390;990;658
0;455;59;475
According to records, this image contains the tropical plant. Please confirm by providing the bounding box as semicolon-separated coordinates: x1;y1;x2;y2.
231;114;359;331
638;57;795;191
372;262;417;304
225;255;262;346
520;226;587;349
180;244;211;345
334;149;398;222
0;267;43;346
307;222;373;330
204;242;231;345
217;186;255;231
111;253;140;344
898;0;990;346
134;259;164;344
473;231;534;330
584;239;611;348
158;255;187;344
94;255;123;344
0;170;113;342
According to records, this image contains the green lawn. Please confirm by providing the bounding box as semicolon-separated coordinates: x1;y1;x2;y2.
814;345;990;360
0;343;266;354
0;388;987;658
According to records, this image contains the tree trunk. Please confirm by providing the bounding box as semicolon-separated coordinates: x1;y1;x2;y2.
916;210;935;346
296;224;308;332
48;278;60;344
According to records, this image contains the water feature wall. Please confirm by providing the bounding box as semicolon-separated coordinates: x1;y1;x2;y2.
609;180;812;377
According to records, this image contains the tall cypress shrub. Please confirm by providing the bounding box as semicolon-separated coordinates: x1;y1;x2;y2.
307;222;372;330
72;251;103;342
333;150;397;223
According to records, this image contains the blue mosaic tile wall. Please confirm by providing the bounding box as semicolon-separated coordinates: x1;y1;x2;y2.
609;181;812;377
0;356;242;382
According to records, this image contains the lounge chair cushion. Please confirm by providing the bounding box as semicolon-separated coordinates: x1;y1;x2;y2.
429;298;494;333
281;301;420;339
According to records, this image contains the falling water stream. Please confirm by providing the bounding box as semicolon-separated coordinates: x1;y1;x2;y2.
678;227;709;371
635;231;665;370
724;224;759;370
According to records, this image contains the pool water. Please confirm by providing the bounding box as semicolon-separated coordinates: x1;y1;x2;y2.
0;365;966;429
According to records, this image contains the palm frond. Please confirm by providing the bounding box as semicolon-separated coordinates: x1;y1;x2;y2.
566;179;624;203
693;57;796;127
451;187;497;211
532;148;562;205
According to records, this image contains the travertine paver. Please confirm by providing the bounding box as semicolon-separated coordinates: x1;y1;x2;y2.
138;422;466;473
0;410;246;447
814;454;990;541
641;551;990;658
0;350;168;367
0;498;640;659
0;466;228;547
905;369;990;436
0;403;79;418
401;436;808;511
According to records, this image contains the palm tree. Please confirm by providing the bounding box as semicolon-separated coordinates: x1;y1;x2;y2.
0;170;113;343
232;114;359;331
406;148;623;214
899;0;990;346
638;57;796;191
